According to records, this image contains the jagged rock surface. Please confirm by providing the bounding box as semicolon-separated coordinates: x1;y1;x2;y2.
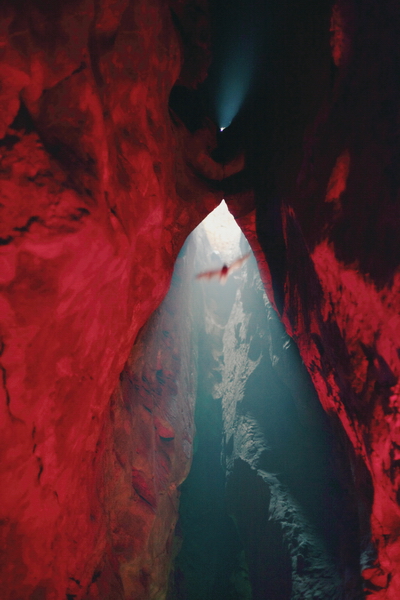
96;243;198;600
0;1;219;598
167;219;364;600
250;1;400;597
0;0;400;598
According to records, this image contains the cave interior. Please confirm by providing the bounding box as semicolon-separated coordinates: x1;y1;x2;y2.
0;0;400;599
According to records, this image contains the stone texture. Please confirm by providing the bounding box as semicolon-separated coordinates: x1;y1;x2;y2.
167;218;364;600
0;1;225;598
251;1;400;597
1;0;400;598
94;242;197;600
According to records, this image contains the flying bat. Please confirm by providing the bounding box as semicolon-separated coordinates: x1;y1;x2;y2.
196;252;251;284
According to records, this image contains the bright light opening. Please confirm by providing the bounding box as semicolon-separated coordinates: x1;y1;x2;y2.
200;200;243;259
194;200;251;285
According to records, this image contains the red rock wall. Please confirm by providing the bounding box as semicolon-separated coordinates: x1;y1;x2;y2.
1;0;400;598
0;1;220;598
250;1;400;597
96;244;197;600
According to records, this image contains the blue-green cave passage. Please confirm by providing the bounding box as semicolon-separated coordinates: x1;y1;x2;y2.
160;202;365;600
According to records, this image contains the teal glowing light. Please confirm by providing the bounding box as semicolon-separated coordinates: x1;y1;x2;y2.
216;36;255;130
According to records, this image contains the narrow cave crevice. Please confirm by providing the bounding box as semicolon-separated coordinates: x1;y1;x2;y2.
157;201;366;600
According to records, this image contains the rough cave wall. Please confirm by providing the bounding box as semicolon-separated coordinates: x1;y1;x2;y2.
1;0;400;599
247;0;400;598
100;240;198;599
0;1;222;598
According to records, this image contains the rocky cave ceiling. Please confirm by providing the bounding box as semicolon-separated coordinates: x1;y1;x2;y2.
0;0;400;599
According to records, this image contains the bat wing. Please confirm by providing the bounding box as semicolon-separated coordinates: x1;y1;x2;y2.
227;252;251;274
196;267;223;280
196;253;250;281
